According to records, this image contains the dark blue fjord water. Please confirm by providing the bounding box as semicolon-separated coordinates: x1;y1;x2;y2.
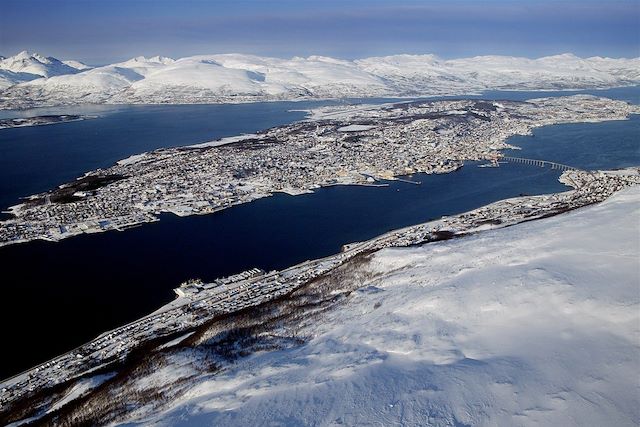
0;101;322;212
0;87;638;380
1;87;638;212
505;115;640;170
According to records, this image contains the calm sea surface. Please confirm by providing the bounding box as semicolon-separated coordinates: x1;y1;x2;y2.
0;87;638;379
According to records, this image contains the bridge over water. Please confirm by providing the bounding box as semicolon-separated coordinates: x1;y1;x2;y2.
500;156;581;171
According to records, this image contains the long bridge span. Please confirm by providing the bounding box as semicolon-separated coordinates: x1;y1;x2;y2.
500;156;581;171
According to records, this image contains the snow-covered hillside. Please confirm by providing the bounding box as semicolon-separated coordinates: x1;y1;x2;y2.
61;60;92;71
0;51;81;90
0;51;79;77
0;51;638;108
357;53;640;93
5;188;638;425
128;187;639;426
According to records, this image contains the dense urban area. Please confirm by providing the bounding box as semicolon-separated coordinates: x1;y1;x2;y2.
2;165;639;416
0;95;637;247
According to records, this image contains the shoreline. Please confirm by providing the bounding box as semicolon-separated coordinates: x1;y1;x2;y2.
0;168;448;248
2;168;637;413
1;83;638;113
0;114;95;130
0;160;460;249
1;95;637;249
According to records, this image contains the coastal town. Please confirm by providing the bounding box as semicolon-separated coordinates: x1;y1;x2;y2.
2;165;638;415
0;94;638;247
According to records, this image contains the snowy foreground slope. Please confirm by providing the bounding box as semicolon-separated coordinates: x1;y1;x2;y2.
0;51;639;108
127;187;640;427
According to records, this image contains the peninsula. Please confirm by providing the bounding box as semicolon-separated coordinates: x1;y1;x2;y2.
0;114;91;129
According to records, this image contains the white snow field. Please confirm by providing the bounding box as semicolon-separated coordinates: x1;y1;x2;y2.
133;187;640;427
1;51;638;107
0;51;80;78
0;51;82;90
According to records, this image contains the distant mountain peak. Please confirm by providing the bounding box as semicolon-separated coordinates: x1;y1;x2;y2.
538;53;582;61
149;55;174;64
304;55;353;65
10;50;50;63
13;50;34;59
126;55;174;65
62;60;92;71
0;51;78;78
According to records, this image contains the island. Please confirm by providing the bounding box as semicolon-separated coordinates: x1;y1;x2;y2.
0;94;637;247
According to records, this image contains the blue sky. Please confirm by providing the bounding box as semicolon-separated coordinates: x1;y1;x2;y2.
1;0;638;64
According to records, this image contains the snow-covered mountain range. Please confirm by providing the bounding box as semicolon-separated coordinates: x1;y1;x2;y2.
1;51;639;109
0;51;87;91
